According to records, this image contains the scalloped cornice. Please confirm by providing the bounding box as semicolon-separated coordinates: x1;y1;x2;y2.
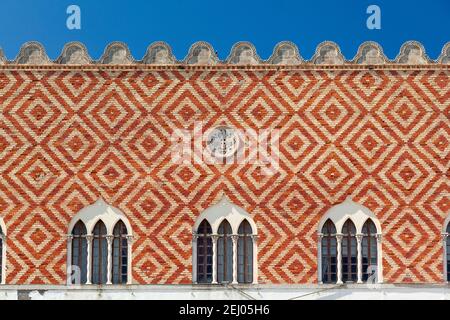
56;41;92;64
0;47;5;65
438;42;450;64
226;41;261;65
15;41;51;64
142;41;176;64
100;41;133;64
396;41;430;64
0;41;449;65
352;41;388;64
268;41;303;65
184;41;219;65
311;41;345;65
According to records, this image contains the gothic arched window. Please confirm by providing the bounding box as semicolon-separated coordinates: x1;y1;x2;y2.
321;219;337;283
318;198;383;285
71;220;87;284
112;221;128;284
193;197;258;284
92;220;108;285
362;219;377;282
217;220;233;283
67;199;133;285
237;220;253;284
342;219;357;283
196;219;212;283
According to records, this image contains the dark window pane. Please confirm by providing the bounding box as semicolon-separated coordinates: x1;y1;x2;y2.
217;220;233;283
71;220;87;284
362;219;378;282
238;220;253;284
197;220;213;283
91;220;107;285
112;221;128;284
342;219;357;283
321;219;337;283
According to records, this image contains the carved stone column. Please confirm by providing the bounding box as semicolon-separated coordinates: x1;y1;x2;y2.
231;235;239;284
211;234;219;284
66;235;73;285
85;235;93;285
126;235;134;285
317;233;323;284
356;234;363;284
106;235;114;284
442;233;448;282
251;235;258;284
192;233;198;284
336;234;343;284
1;234;6;285
376;233;383;283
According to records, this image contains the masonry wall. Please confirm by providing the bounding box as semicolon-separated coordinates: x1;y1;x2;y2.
0;66;448;284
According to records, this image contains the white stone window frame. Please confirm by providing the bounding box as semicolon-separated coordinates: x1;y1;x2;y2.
67;198;133;285
192;197;258;285
0;218;6;284
317;197;383;284
441;212;450;282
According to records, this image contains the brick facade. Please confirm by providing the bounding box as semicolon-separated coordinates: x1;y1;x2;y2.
0;42;449;285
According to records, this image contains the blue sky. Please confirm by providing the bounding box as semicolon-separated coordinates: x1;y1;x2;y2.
0;0;448;61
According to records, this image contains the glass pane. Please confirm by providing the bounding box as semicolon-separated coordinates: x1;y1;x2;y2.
362;219;378;282
197;233;212;283
71;221;87;284
112;221;128;284
447;237;450;281
217;220;233;283
92;221;107;285
321;236;337;283
342;220;357;283
238;220;252;235
321;219;336;235
217;235;233;283
238;235;253;283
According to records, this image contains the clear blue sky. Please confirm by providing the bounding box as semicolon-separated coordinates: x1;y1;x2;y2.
0;0;448;61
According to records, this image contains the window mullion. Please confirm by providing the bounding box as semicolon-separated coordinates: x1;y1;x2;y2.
356;234;363;284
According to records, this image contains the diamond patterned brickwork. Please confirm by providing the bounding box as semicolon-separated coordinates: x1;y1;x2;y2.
0;67;449;284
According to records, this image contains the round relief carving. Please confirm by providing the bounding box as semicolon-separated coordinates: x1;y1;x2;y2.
206;127;240;159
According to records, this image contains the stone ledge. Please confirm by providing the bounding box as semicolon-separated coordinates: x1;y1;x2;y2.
0;283;450;300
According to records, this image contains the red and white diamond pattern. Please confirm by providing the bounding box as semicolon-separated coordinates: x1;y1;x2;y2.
0;68;448;284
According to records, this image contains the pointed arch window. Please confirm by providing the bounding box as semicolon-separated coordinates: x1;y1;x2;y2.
342;219;357;283
92;220;108;285
196;220;213;283
362;219;377;282
71;220;87;284
321;219;337;284
217;220;233;283
192;197;258;284
67;199;133;285
317;198;383;285
237;220;253;284
112;221;128;284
